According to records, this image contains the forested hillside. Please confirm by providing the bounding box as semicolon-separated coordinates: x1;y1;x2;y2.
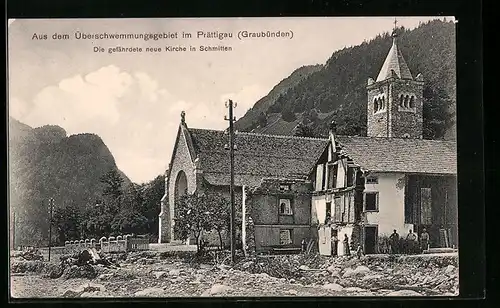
9;117;167;247
234;64;322;131
236;19;456;140
9;118;129;246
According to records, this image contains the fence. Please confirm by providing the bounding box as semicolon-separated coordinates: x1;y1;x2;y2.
64;234;149;253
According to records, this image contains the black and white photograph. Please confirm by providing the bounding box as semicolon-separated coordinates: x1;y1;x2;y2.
8;17;458;298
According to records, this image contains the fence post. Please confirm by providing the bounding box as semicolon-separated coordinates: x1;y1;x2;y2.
125;235;131;252
99;237;107;253
109;236;116;253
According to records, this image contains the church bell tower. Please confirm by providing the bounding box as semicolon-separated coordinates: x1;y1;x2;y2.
366;20;424;139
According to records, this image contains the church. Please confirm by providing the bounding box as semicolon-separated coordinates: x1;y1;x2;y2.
158;28;457;255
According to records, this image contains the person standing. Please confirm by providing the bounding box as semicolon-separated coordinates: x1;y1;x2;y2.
389;230;400;254
356;245;364;259
406;229;417;254
331;234;338;256
343;234;351;256
301;238;307;254
420;228;430;253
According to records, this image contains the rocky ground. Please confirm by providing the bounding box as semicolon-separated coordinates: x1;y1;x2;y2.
9;250;459;298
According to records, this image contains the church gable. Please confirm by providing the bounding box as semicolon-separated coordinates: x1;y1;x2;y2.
168;125;197;195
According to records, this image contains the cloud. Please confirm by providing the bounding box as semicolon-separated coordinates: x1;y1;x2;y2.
22;65;130;131
10;65;267;183
9;97;29;120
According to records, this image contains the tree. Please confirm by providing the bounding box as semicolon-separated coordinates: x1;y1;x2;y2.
173;194;213;252
81;202;114;239
140;175;165;240
204;192;231;250
100;169;124;200
293;122;317;138
111;208;148;235
53;202;82;244
422;85;455;139
256;112;267;127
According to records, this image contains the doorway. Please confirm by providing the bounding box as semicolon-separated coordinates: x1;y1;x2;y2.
364;225;378;254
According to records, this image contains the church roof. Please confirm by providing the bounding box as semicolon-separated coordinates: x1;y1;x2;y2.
335;136;457;175
376;35;414;82
188;128;328;186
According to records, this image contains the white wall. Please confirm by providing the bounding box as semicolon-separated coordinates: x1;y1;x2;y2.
311;195;326;225
364;172;413;237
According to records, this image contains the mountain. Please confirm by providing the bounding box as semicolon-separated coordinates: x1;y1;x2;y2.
234;64;323;132
235;19;456;140
9;117;131;246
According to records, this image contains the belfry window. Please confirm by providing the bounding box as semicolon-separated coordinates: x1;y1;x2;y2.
409;96;415;108
398;94;416;112
374;95;386;113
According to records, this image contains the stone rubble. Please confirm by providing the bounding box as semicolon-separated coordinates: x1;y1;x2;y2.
11;249;459;297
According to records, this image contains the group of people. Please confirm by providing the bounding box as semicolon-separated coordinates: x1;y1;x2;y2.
325;228;430;257
389;228;430;254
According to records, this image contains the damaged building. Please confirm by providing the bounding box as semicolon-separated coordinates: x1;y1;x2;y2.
313;29;457;256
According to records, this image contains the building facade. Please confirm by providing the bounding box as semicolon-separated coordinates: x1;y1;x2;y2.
158;113;327;246
244;178;314;253
159;29;457;256
312;29;457;256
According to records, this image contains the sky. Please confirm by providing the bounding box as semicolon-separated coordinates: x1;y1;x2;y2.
7;17;451;183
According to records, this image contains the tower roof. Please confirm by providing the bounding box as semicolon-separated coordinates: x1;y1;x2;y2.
376;33;413;82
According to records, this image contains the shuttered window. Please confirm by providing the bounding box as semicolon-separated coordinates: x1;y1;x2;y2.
280;229;292;245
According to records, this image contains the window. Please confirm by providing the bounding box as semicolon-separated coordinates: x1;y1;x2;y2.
347;167;355;187
279;184;291;191
334;197;342;222
328;164;338;189
280;229;292;245
398;94;416;112
279;199;293;215
366;176;378;184
364;192;379;212
325;202;332;224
